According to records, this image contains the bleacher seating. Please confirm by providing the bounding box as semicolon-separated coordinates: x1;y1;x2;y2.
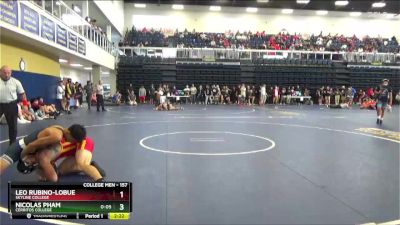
347;67;400;90
117;56;400;92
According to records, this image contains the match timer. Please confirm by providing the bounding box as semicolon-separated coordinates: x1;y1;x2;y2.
109;212;130;220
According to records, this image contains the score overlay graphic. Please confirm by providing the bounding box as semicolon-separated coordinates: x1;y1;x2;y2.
8;182;132;220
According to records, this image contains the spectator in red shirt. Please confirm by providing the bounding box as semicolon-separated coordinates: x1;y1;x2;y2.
367;87;375;98
223;39;230;48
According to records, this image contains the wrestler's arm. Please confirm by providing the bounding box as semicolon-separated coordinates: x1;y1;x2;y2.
21;130;63;158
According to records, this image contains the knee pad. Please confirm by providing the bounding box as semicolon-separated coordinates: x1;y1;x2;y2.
1;140;25;165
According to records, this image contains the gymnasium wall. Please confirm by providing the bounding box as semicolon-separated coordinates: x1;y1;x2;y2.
60;66;112;91
0;36;60;103
60;66;91;85
94;0;125;35
124;4;400;38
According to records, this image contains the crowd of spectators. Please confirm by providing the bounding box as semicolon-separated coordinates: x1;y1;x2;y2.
1;95;62;125
13;97;60;124
114;83;400;110
5;78;90;124
3;79;399;124
56;79;86;115
84;16;108;42
57;79;110;112
120;27;400;53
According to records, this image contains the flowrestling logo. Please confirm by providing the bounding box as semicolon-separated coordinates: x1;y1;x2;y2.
355;128;400;141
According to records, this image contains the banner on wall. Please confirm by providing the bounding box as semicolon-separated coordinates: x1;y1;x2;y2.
68;32;77;52
20;3;39;35
78;38;86;55
1;1;91;57
0;0;18;26
41;15;55;42
56;24;67;47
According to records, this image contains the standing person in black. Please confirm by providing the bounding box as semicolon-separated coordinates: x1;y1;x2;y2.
249;86;256;105
197;85;204;104
246;85;251;105
322;87;328;107
340;86;346;104
268;86;274;104
170;86;177;104
376;79;392;124
220;86;226;104
254;85;260;105
235;85;241;104
0;65;26;145
84;81;93;110
230;86;237;105
205;85;212;105
225;86;231;104
76;83;83;107
280;87;286;105
149;84;155;105
212;85;218;105
318;86;324;105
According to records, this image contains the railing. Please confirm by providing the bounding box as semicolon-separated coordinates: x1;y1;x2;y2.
30;0;116;55
119;47;400;64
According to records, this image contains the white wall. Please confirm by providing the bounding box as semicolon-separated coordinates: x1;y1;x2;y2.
124;4;400;38
60;66;91;84
85;37;115;70
100;74;111;86
94;0;124;35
